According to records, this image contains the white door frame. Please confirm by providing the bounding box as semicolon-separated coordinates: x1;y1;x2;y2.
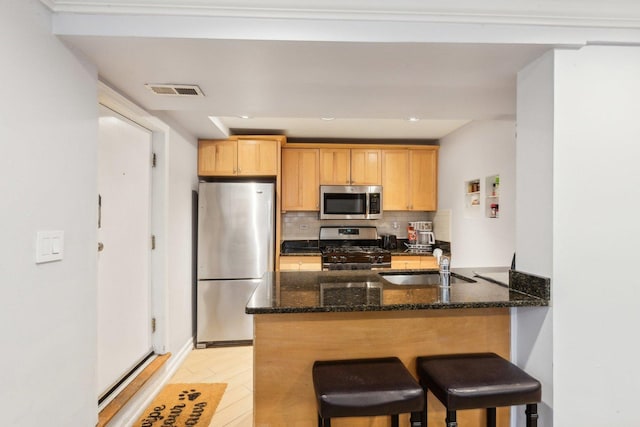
98;81;169;355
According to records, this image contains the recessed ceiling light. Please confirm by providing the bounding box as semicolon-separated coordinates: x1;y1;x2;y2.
321;117;335;121
407;117;420;122
238;115;251;119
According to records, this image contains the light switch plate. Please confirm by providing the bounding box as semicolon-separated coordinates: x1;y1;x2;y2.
36;230;64;264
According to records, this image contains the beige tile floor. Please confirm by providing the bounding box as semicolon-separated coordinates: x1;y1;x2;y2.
168;346;253;427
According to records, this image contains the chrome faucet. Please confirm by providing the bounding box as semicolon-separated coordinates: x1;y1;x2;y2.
439;256;451;288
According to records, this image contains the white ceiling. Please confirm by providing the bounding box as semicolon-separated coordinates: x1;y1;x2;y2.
45;0;640;140
67;37;548;139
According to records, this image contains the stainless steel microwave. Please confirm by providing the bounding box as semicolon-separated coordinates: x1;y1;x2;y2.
320;185;383;220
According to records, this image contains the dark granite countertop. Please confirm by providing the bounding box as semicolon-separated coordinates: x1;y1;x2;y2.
246;267;549;314
280;240;321;255
280;249;322;256
389;239;451;256
278;239;451;256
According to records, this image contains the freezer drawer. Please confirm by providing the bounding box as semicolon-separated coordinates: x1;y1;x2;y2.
196;279;260;346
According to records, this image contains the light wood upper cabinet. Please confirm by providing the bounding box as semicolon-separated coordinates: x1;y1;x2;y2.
409;149;438;211
319;148;350;184
198;139;237;176
382;147;438;211
198;138;279;176
282;148;320;211
350;149;381;185
382;149;411;210
319;148;381;185
237;139;279;176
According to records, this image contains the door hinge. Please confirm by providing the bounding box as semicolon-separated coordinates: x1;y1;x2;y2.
152;152;157;168
151;317;156;333
151;235;156;250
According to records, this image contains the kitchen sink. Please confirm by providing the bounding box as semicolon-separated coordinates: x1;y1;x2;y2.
378;271;476;285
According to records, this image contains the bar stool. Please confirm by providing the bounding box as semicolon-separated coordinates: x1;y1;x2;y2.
416;353;541;427
312;357;424;427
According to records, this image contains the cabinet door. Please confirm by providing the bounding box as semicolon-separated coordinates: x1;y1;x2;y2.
382;150;410;210
319;148;350;185
410;149;438;211
282;148;320;211
237;139;279;176
279;256;322;271
198;140;237;176
419;256;438;269
391;256;421;270
351;149;381;185
279;257;301;271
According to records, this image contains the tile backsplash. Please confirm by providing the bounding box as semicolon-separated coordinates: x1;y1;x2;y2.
282;211;436;240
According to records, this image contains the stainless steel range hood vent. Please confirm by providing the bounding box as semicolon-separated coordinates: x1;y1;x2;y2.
144;83;204;97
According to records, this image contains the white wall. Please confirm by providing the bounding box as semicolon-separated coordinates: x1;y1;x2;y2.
438;120;516;267
0;1;99;425
552;45;640;426
516;45;640;426
515;51;555;426
165;126;199;352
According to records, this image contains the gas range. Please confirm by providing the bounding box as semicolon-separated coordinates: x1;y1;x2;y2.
319;226;391;270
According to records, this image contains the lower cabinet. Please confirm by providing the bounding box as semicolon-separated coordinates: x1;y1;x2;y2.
390;255;438;270
279;256;322;271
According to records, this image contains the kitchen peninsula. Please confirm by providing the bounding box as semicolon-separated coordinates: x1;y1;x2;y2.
247;269;549;427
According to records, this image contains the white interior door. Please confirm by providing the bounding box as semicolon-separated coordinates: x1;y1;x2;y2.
97;108;153;397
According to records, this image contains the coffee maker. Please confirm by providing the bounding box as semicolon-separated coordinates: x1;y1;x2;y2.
411;221;435;246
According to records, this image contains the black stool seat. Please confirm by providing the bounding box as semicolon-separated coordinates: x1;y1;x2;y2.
416;353;541;427
313;357;424;425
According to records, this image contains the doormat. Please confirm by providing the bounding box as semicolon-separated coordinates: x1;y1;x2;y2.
134;383;227;427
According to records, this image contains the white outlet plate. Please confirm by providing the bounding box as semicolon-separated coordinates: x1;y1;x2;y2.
36;230;64;264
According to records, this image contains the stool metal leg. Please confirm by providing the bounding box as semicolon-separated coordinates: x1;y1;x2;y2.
486;407;496;427
445;410;457;427
391;414;399;427
421;384;428;427
410;411;423;427
525;403;539;427
317;414;331;427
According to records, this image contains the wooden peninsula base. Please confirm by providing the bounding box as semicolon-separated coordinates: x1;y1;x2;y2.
253;308;510;427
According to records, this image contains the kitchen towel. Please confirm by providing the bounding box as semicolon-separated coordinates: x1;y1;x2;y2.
133;383;227;427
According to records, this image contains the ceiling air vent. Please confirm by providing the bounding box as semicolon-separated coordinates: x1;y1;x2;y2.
144;84;204;97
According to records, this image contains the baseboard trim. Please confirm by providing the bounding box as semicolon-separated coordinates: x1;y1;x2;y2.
100;338;194;426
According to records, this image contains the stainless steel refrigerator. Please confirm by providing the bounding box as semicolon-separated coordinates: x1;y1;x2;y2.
196;181;275;347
